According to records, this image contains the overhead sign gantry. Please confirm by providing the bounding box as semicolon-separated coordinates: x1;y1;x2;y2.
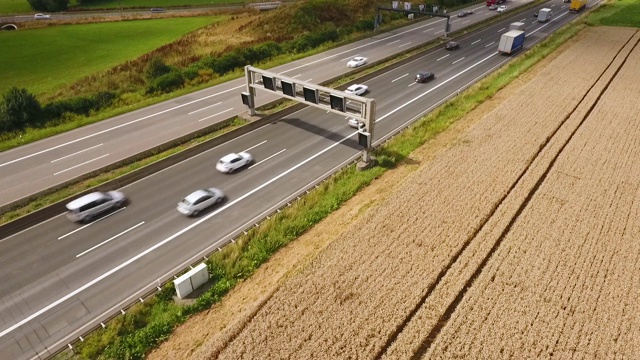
241;66;377;168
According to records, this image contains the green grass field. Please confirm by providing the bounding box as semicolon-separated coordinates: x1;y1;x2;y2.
586;0;640;27
0;0;33;14
0;0;251;14
0;16;219;95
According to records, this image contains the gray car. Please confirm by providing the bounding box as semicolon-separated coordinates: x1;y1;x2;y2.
66;191;127;222
177;188;225;216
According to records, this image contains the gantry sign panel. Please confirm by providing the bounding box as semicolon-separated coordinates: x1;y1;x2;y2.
241;66;376;148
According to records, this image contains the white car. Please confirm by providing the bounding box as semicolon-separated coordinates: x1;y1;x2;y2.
497;5;507;12
345;84;368;96
346;56;367;68
348;118;365;129
66;191;127;223
34;13;51;19
177;188;225;216
216;152;253;173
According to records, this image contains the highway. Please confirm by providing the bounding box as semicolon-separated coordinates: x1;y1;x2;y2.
2;1;524;209
0;1;585;358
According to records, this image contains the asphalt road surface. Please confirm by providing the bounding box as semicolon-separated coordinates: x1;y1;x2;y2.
2;1;526;209
0;1;589;358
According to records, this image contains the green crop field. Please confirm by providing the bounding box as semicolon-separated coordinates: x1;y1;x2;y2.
0;0;252;13
0;0;33;14
75;0;250;9
0;16;220;95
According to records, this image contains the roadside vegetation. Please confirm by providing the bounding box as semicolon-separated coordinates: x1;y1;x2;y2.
0;0;264;14
0;16;221;95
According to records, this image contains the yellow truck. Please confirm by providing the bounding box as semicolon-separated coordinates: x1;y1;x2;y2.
569;0;588;12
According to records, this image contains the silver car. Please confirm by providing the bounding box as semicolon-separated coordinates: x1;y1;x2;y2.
177;188;225;216
66;191;127;223
216;152;253;173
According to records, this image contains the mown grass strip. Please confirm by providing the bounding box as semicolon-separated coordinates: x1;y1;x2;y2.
61;11;595;360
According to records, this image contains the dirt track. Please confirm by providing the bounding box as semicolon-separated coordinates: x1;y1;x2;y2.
148;26;640;359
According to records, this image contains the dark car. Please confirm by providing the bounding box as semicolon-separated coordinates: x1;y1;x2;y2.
415;71;435;83
457;12;467;17
150;8;166;13
445;41;459;50
533;12;538;17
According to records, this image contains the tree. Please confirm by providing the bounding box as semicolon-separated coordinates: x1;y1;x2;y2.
28;0;69;12
0;87;42;133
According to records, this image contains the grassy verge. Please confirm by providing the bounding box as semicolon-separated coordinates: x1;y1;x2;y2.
0;16;222;95
62;10;591;360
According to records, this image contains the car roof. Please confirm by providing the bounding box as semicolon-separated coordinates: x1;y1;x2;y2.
347;84;361;90
184;189;211;203
220;153;240;162
352;57;364;60
417;71;431;75
66;192;107;210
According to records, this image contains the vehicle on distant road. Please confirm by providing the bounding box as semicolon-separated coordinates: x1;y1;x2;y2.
465;9;474;15
150;8;166;13
497;5;507;13
445;41;460;50
486;0;505;6
537;8;552;22
347;56;367;68
66;191;127;223
216;152;253;173
177;188;225;216
348;118;365;129
534;12;538;17
498;30;526;55
34;13;51;19
415;71;435;83
488;4;498;10
345;84;368;96
457;12;467;17
569;0;588;12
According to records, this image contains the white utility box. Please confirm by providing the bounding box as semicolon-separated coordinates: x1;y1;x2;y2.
173;263;209;299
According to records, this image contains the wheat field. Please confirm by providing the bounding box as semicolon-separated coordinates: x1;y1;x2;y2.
192;26;640;359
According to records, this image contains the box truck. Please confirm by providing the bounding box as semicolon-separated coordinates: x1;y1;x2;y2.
569;0;588;12
537;8;552;22
498;30;525;55
509;22;525;32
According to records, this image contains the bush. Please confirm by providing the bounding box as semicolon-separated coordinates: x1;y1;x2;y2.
253;41;283;60
145;71;185;94
144;57;172;81
28;0;69;11
0;87;42;134
43;91;116;119
212;50;246;76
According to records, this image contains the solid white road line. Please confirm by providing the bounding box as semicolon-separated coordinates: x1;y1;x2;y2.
471;39;481;45
0;85;244;169
0;50;501;340
391;73;409;82
398;42;412;47
387;40;400;45
437;54;450;61
198;108;234;122
58;208;127;240
51;144;103;163
187;102;222;115
485;41;496;47
452;57;466;65
249;148;286;169
76;222;145;258
53;154;110;176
